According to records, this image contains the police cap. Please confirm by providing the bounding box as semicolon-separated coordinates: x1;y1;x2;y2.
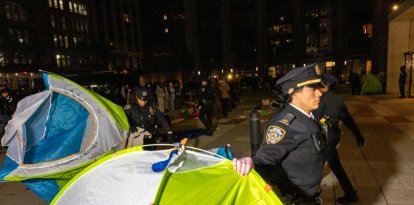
134;86;152;101
321;73;339;86
276;64;321;93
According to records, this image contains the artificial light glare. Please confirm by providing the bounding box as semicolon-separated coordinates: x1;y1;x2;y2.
392;4;399;11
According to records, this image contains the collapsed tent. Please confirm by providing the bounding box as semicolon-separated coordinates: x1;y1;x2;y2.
51;144;282;205
0;72;130;201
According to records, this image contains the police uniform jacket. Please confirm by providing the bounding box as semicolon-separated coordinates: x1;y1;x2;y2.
125;103;170;134
314;91;361;146
198;84;215;106
253;104;325;199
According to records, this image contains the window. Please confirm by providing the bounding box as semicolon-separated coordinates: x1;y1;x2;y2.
54;0;58;8
49;0;53;7
69;2;72;12
64;35;68;48
12;5;19;21
5;5;11;19
59;35;63;47
59;0;64;10
50;15;55;27
56;54;61;67
73;3;77;13
73;36;77;45
85;22;88;33
123;14;129;23
53;35;58;47
80;20;84;32
163;14;167;20
61;17;66;30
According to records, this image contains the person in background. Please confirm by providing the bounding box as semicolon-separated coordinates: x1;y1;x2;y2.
218;78;231;118
155;82;166;113
167;81;176;112
233;64;326;204
399;66;407;98
0;88;15;122
349;70;361;95
313;73;365;204
124;87;173;143
198;76;215;136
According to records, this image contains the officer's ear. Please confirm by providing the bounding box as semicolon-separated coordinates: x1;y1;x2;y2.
287;88;294;95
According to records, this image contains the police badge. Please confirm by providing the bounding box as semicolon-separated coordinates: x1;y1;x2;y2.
266;126;286;144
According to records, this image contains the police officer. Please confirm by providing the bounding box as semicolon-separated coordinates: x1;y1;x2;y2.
313;73;364;204
125;87;173;143
198;76;215;136
233;64;325;204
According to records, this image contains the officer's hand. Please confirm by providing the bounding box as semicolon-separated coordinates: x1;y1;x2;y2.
356;134;365;147
124;104;131;110
232;157;253;176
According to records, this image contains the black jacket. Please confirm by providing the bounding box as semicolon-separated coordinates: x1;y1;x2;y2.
314;91;361;146
125;103;170;134
198;84;215;106
253;104;325;200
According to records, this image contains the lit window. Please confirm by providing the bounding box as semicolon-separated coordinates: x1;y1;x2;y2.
69;2;72;12
164;28;169;33
73;37;77;45
59;0;64;10
50;15;55;27
73;3;77;13
163;14;167;20
123;14;129;22
61;55;66;67
49;0;53;7
64;36;68;48
56;54;61;67
53;35;58;47
54;0;58;8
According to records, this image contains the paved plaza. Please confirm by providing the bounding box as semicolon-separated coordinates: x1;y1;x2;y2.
2;91;414;204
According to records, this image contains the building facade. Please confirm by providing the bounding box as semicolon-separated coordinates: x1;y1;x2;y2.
0;0;142;90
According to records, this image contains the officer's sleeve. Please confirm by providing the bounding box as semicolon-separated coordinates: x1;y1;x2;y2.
339;104;361;136
252;122;299;165
155;107;171;133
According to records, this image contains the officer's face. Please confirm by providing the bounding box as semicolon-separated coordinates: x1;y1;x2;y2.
136;97;148;107
291;85;322;114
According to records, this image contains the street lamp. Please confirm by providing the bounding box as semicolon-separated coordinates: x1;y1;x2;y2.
392;4;399;11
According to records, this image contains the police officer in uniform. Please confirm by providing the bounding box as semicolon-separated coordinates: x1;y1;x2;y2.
233;64;326;204
313;73;364;204
125;87;173;144
198;76;215;136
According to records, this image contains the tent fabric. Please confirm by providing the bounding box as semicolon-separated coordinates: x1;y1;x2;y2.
51;146;283;205
360;73;383;95
0;72;130;201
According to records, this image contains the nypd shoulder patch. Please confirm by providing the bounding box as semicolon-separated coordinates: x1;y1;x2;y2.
266;126;286;144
